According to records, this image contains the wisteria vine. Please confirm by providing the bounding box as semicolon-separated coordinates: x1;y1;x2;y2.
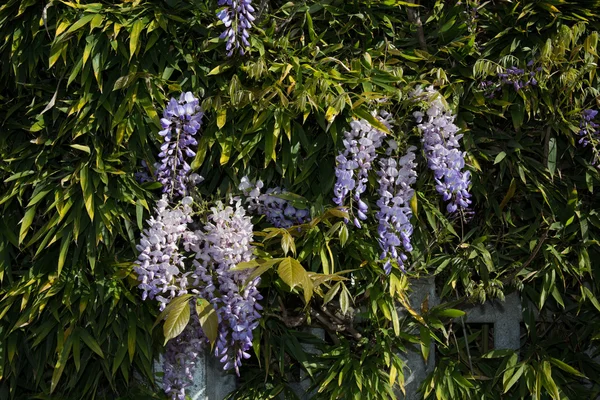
157;92;204;198
331;88;472;274
134;93;263;399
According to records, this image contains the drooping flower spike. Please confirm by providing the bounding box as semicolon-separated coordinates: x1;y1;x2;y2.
333;112;389;228
184;201;262;375
376;144;418;274
217;0;256;57
134;196;195;311
412;86;472;214
577;108;600;165
156;92;204;198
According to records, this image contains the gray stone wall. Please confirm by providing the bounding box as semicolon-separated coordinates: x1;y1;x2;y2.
154;283;524;400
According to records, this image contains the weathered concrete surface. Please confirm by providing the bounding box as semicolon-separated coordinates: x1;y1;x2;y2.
154;351;236;400
289;328;326;400
464;292;522;351
398;277;438;400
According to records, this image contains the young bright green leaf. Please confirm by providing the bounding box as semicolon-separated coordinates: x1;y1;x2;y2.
163;297;191;344
129;20;144;60
18;206;36;245
277;257;307;290
196;299;218;347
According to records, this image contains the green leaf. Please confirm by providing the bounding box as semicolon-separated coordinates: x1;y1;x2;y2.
136;200;144;230
127;315;136;362
163;296;191;344
231;258;283;271
352;108;390;134
79;329;104;358
582;286;600;312
482;349;515;358
64;14;95;36
27;189;51;207
80;165;94;221
277;257;307;290
436;309;466;318
57;232;71;277
4;170;34;183
339;223;348;247
19;206;37;245
217;108;227;129
324;282;341;305
196;299;218;347
541;360;560;399
420;326;431;362
549;357;586;378
50;336;72;393
503;364;524;393
69;144;91;154
511;103;524;130
547;137;557;177
207;64;231;75
494;151;507;165
129;20;144;60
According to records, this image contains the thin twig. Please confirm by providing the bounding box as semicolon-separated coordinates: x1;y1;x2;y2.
406;0;427;51
457;290;474;375
501;229;549;285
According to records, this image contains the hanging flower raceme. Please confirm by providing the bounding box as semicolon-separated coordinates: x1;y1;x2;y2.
162;311;205;400
239;176;311;228
332;112;388;228
577;109;600;165
217;0;255;56
134;196;195;311
413;87;472;213
376;143;418;274
157;92;204;198
184;201;262;375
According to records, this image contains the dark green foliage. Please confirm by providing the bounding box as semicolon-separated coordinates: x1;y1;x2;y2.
1;0;600;399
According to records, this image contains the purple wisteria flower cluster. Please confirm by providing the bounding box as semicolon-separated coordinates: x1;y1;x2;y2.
332;112;389;228
330;90;471;274
184;201;262;375
157;92;204;197
217;0;255;56
577;109;600;164
376;144;418;274
239;176;311;228
458;0;479;33
134;160;156;184
413;86;472;213
479;62;541;99
162;310;205;400
134;93;262;399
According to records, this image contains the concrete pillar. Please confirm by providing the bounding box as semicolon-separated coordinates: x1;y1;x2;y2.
463;292;522;351
398;277;438;400
289;328;326;400
154;350;236;400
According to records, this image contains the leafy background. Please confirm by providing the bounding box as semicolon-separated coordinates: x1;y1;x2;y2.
1;0;600;399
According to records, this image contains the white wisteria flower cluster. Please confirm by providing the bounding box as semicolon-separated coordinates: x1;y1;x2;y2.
134;196;194;310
